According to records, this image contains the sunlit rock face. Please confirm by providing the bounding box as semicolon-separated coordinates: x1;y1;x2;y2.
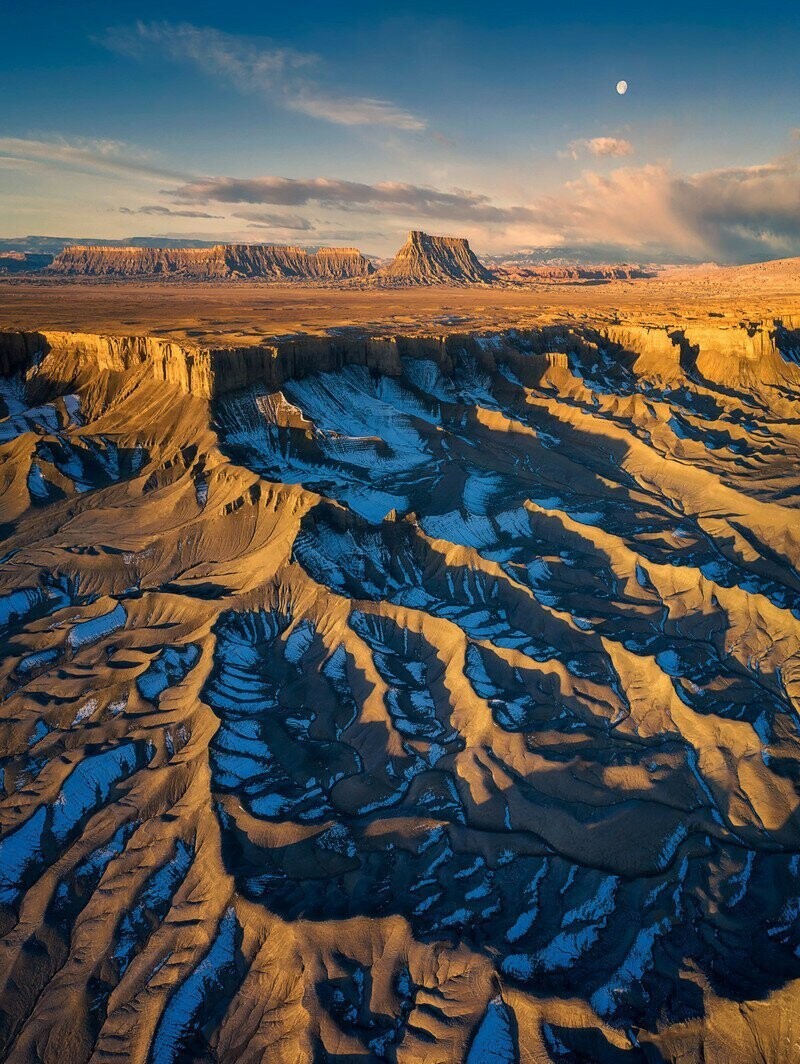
376;230;494;285
47;230;494;286
0;320;799;1062
47;243;375;280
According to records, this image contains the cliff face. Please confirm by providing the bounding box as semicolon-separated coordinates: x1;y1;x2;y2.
376;230;494;285
2;312;800;1063
48;246;225;277
0;329;418;401
2;317;798;404
0;252;53;275
495;264;656;284
218;244;375;280
47;244;374;280
49;234;491;284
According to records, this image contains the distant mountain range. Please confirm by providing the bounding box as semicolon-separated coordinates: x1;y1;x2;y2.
7;232;497;285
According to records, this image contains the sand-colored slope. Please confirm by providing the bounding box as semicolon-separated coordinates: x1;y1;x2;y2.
47;244;375;280
1;321;800;1062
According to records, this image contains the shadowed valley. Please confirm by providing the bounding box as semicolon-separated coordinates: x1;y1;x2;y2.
1;308;800;1061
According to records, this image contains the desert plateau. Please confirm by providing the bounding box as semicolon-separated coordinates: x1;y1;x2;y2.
3;2;800;1061
2;247;800;1061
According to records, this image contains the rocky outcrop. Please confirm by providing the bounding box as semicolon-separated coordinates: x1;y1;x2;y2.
495;264;655;284
49;232;493;285
0;329;420;400
3;317;800;407
592;319;800;390
0;252;53;275
3;310;800;1061
47;244;375;280
376;230;494;285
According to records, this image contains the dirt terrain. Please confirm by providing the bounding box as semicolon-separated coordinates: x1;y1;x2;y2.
1;268;800;1062
1;257;799;347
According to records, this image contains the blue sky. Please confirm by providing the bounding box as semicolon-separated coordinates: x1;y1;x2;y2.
2;1;799;259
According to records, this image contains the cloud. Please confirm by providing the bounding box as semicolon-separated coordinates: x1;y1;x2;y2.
119;204;222;218
0;136;186;181
568;136;634;159
237;211;315;231
530;154;800;260
168;153;800;260
6;132;798;262
676;157;800;258
170;175;538;224
100;22;426;131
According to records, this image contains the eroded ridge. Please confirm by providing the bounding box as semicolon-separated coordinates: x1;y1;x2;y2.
0;321;799;1062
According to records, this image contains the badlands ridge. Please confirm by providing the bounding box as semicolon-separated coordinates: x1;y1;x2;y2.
24;231;647;286
48;244;376;282
44;231;494;285
1;305;800;1061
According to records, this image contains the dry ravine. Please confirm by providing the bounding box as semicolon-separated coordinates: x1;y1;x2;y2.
0;320;799;1062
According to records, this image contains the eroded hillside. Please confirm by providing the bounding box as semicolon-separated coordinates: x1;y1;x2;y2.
1;319;800;1062
48;244;375;280
375;231;494;285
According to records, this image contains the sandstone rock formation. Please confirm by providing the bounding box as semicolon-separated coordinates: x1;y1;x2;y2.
375;230;494;285
0;253;53;275
48;244;375;280
2;316;800;1061
494;263;656;284
48;232;494;286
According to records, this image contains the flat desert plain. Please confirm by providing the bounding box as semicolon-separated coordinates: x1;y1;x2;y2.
1;258;799;345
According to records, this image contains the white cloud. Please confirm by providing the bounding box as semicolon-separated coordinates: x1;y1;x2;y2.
0;136;186;181
565;136;634;160
119;204;222;219
532;154;800;260
4;131;799;262
100;22;426;131
568;136;634;159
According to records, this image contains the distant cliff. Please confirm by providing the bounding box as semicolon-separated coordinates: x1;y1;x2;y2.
46;233;495;285
4;316;797;401
375;230;494;285
0;252;54;275
47;244;375;280
494;264;656;284
35;234;663;287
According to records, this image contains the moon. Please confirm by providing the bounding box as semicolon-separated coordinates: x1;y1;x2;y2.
616;80;628;95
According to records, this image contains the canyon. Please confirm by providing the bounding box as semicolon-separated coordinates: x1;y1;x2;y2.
1;293;800;1061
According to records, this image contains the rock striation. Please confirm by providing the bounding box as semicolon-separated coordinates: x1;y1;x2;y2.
1;317;799;403
375;230;494;285
0;252;54;275
48;232;494;285
47;243;374;280
2;315;800;1060
494;264;656;284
